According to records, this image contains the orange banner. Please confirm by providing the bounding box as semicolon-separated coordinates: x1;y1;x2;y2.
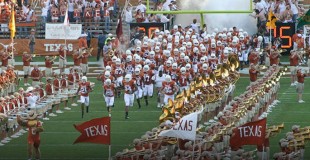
0;38;98;56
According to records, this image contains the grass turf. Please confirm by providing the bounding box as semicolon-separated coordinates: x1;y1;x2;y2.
1;61;310;159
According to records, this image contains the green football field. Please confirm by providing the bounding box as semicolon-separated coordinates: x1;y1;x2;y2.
0;57;310;159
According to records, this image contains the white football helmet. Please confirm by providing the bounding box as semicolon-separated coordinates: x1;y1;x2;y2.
115;58;121;65
105;66;112;72
166;60;172;67
126;55;132;62
143;65;150;72
125;74;132;82
81;76;87;82
180;67;186;74
105;79;111;85
202;63;208;70
165;75;172;82
172;63;178;69
135;68;140;74
104;71;111;78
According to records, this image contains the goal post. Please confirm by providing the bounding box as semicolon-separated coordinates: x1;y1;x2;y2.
146;0;253;28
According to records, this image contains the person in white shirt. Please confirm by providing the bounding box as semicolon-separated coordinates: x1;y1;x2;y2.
160;14;170;23
289;0;299;22
190;19;199;33
162;0;172;11
25;87;39;109
278;0;286;15
125;6;133;24
154;66;166;108
68;0;75;22
136;0;146;17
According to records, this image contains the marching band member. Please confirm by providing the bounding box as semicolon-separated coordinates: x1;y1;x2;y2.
296;68;307;103
289;50;299;86
6;65;17;95
44;56;53;78
81;49;90;76
73;50;82;74
103;78;116;114
45;78;57;117
76;76;92;118
68;68;78;107
53;72;63;114
142;65;155;106
269;48;281;66
122;74;138;119
161;75;178;105
60;73;71;111
58;45;67;73
22;52;32;86
1;50;9;71
249;63;259;83
0;70;9;96
30;65;43;87
248;49;260;67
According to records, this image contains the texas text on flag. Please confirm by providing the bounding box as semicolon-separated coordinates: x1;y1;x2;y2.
159;112;198;140
230;118;267;148
73;117;111;145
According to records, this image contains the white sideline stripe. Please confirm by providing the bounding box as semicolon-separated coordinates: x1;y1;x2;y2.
283;93;310;94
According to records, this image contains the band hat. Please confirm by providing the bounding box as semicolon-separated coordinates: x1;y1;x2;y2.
26;86;34;93
80;33;88;37
27;110;38;120
292;125;300;130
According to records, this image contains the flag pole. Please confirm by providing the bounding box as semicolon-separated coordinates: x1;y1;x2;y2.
108;114;111;160
192;140;195;160
262;146;265;160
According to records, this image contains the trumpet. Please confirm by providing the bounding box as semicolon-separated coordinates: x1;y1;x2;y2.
49;56;58;62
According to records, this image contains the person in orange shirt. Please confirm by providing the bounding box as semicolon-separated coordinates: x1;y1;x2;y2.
44;56;54;78
76;76;92;118
17;110;44;160
249;63;259;83
122;74;137;119
30;65;42;87
81;50;90;76
22;52;32;86
161;75;178;105
78;34;88;52
103;78;116;114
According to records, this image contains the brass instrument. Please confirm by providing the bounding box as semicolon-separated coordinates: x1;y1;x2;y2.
82;47;94;57
50;56;58;62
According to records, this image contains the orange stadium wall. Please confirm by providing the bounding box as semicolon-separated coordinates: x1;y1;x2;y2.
0;38;98;56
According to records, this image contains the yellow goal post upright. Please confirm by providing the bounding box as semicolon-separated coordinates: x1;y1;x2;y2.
146;0;253;28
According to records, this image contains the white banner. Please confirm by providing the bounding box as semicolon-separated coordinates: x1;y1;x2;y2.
159;112;198;140
45;23;82;40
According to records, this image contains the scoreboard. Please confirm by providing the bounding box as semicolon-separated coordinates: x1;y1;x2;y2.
272;22;296;50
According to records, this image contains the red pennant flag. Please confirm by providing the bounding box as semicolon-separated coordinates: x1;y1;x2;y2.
116;14;123;39
73;117;110;145
230;118;266;148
